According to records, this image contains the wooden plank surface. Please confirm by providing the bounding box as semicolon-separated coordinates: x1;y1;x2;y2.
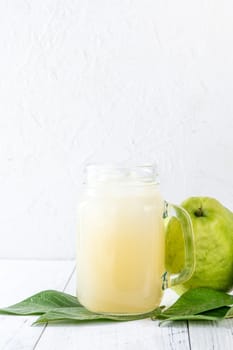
188;318;233;350
35;267;190;350
0;260;74;350
0;260;233;350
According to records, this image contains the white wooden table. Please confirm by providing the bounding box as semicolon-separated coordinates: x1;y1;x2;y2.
0;260;232;350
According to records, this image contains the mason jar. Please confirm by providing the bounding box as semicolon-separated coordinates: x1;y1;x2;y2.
76;164;195;315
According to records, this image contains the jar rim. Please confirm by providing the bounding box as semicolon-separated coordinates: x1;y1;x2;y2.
85;163;159;185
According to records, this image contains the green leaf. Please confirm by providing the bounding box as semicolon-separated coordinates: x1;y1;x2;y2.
33;307;154;325
201;306;231;318
1;287;232;325
226;306;233;318
0;290;81;315
159;306;231;324
159;314;224;324
162;288;233;317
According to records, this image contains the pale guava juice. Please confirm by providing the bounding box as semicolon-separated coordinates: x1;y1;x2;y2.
77;182;165;314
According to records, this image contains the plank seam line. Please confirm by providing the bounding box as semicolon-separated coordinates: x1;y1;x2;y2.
32;263;76;350
187;320;192;350
62;264;76;292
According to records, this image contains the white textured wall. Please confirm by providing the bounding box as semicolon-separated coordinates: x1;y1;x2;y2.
0;1;233;259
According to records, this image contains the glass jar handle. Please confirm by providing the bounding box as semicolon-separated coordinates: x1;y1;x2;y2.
162;201;195;290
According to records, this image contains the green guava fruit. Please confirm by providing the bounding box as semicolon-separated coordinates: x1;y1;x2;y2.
165;197;233;294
